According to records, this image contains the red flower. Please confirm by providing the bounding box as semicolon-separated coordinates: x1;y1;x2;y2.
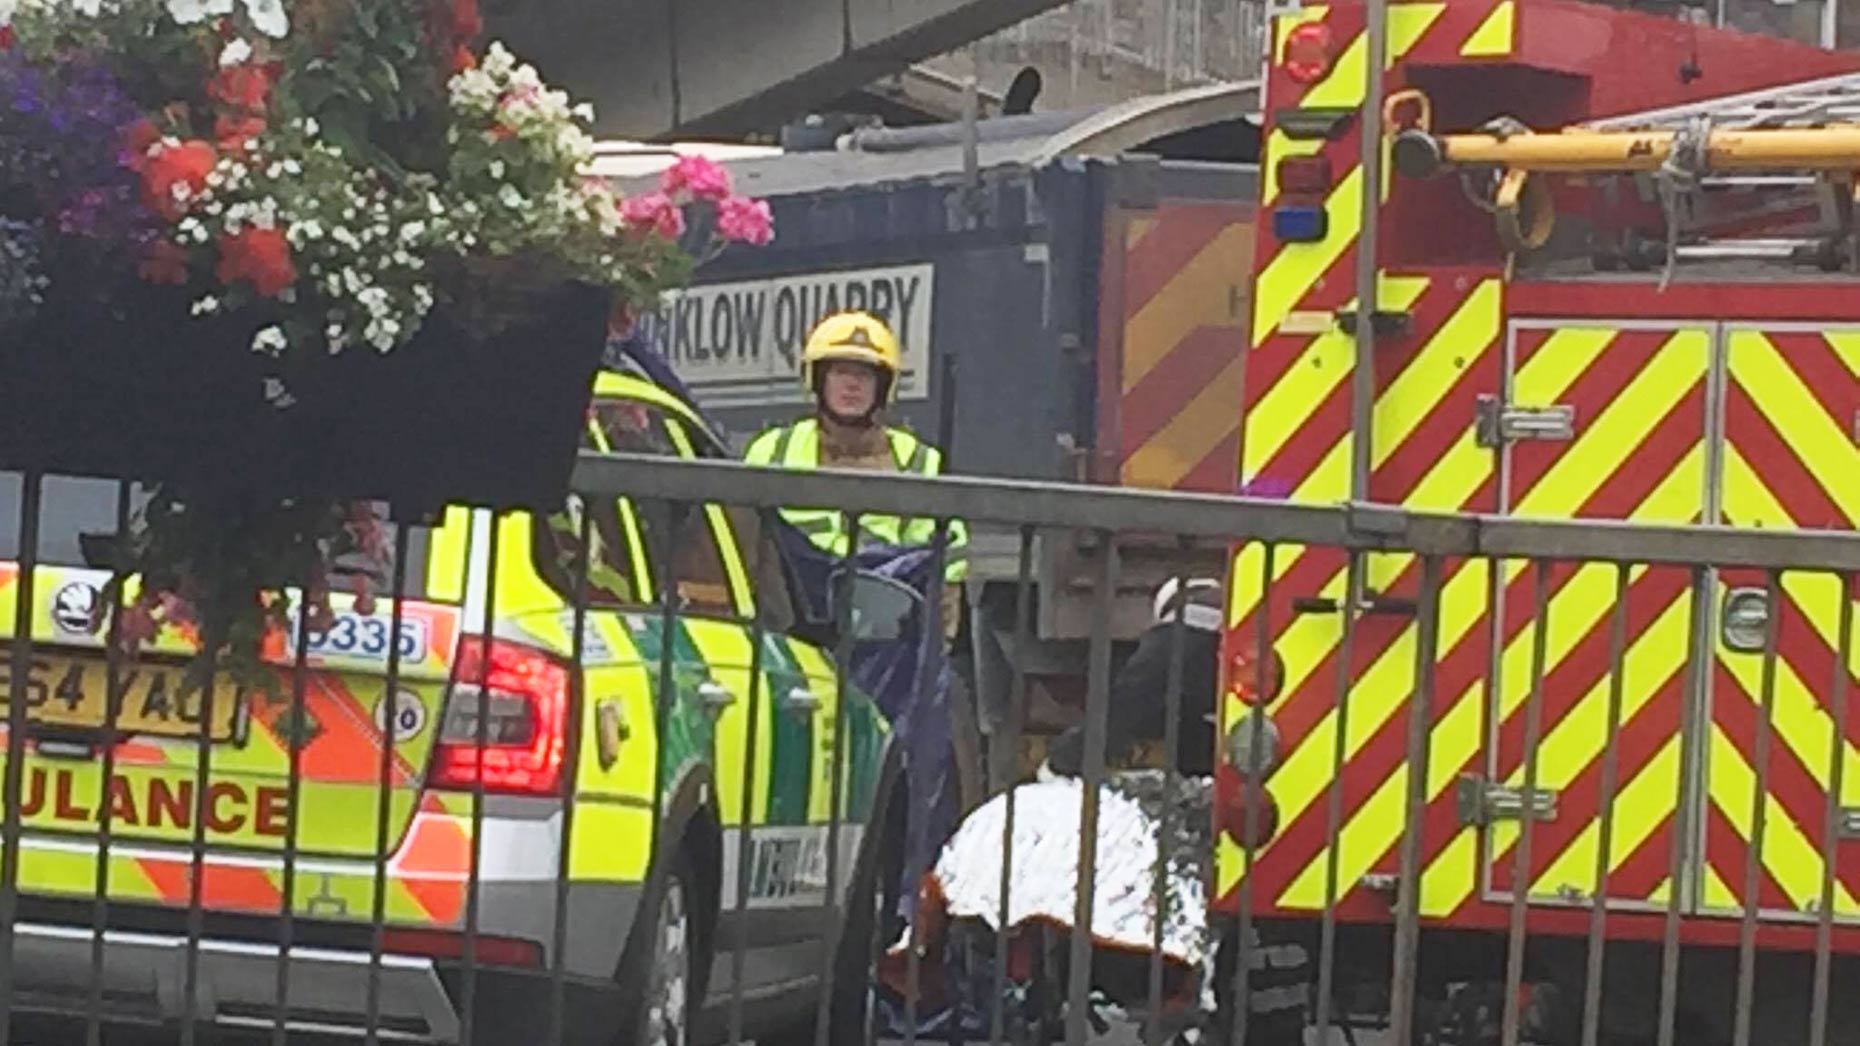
0;26;16;51
139;240;191;285
141;139;218;221
451;44;477;74
207;62;275;115
215;227;297;298
215;113;267;151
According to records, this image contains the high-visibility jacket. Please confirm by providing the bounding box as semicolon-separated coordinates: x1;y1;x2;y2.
743;417;969;582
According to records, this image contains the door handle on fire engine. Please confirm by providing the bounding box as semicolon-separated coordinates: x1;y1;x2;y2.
697;681;735;715
782;687;822;716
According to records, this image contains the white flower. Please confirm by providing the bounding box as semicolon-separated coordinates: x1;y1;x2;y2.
300;117;319;137
488;159;506;179
0;1;17;28
166;0;234;25
571;102;595;123
251;325;288;355
73;0;103;15
497;184;523;210
191;296;221;316
240;0;287;37
219;39;253;67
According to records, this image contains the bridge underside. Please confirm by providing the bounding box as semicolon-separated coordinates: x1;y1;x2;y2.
483;0;1071;138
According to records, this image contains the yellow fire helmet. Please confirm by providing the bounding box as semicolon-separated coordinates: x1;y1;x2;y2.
801;311;902;404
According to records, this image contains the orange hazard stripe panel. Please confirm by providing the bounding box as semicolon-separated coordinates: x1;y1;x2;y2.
1116;203;1253;492
1707;328;1860;920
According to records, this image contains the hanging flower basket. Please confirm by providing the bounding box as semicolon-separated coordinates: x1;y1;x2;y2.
0;0;774;685
2;270;610;509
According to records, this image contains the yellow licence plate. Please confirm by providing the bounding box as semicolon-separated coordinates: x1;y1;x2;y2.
0;656;243;741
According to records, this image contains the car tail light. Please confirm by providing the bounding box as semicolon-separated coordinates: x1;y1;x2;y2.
1283;22;1334;84
431;636;570;796
381;927;543;969
1276;154;1332;195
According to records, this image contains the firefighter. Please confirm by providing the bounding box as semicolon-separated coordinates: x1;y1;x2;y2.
1044;577;1238;777
743;310;982;807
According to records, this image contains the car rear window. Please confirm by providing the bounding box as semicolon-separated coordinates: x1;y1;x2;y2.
0;473;431;599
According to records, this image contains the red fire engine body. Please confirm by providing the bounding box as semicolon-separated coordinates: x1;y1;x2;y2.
1214;0;1860;1037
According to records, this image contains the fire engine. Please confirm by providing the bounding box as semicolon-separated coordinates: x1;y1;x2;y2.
1220;0;1860;1041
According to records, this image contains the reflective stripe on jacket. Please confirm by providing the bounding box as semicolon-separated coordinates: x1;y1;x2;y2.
744;417;969;582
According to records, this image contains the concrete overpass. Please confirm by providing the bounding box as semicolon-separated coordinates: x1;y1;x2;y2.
482;0;1073;139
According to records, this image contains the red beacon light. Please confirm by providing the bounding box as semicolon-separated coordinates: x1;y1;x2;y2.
1283;22;1335;84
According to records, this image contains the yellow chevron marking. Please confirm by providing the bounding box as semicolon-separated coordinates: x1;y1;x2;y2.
1388;5;1448;67
1821;329;1860;377
1704;727;1860;913
1275;435;1706;910
1727;330;1860;523
1461;0;1516;56
1722;444;1860;681
1417;829;1479;916
1253;168;1365;347
1372;279;1498;460
1497;592;1691;897
1702;864;1740;911
1243;331;1352;481
1125;225;1255;392
1528;737;1685;904
1713;574;1860;805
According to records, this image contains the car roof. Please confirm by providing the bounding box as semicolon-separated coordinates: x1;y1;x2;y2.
590;369;723;450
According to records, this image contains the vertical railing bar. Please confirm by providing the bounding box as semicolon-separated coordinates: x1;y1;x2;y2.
460;511;502;1046
1807;570;1851;1046
638;499;680;1044
1656;565;1709;1046
727;508;773;1046
1146;564;1190;1046
1064;533;1119;1046
87;480;134;1046
179;644;223;1045
988;525;1034;1046
1580;563;1632;1046
820;510;908;1046
547;504;597;1046
1730;570;1782;1046
1388;553;1443;1046
1499;558;1552;1046
0;470;40;1043
901;510;931;1046
1228;541;1275;1046
365;523;415;1044
1312;550;1362;1042
271;564;316;1046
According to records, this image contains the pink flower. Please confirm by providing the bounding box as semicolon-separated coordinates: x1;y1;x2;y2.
716;194;774;246
621;192;686;239
660;154;732;203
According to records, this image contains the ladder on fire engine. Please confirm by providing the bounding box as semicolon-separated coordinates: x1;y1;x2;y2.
1389;70;1860;281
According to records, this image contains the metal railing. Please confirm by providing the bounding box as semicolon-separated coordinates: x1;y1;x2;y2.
0;452;1856;1046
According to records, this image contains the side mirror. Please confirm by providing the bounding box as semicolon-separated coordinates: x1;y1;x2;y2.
836;569;924;643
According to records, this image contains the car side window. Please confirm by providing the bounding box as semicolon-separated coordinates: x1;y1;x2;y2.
531;396;684;608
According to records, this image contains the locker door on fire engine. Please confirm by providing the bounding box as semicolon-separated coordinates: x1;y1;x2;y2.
1478;320;1712;913
1702;324;1860;924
